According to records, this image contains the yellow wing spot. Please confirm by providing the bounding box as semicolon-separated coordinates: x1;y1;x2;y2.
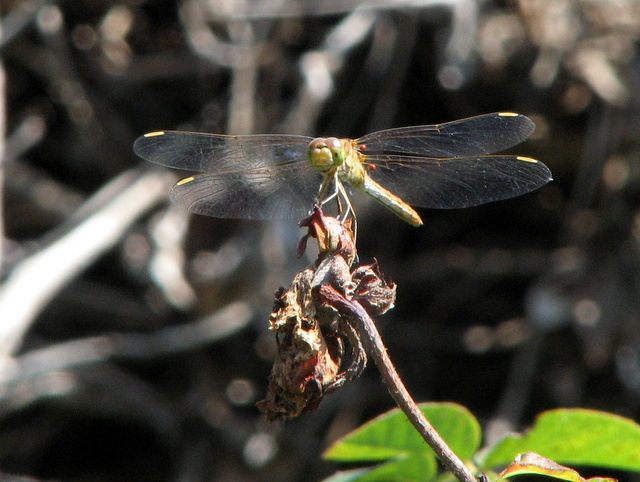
144;131;166;137
177;176;195;186
517;156;539;163
498;112;519;117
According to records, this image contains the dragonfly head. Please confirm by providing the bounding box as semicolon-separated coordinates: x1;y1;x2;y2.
308;137;345;172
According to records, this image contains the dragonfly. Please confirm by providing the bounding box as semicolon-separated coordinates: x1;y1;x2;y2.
133;112;552;227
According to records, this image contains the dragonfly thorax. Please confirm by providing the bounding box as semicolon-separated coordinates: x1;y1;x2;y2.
307;137;346;172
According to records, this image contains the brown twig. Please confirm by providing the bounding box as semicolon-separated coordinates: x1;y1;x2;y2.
260;209;476;482
316;284;477;482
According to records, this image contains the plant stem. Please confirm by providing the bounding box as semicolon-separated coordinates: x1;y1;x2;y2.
317;284;477;482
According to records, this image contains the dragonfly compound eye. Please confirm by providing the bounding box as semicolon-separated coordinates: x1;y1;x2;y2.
325;137;345;166
308;137;338;172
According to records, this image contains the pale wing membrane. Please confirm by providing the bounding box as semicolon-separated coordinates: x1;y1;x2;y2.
366;155;552;209
356;113;535;157
169;162;322;220
133;131;313;172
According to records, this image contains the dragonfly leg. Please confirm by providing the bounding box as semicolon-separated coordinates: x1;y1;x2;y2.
315;174;358;242
318;174;352;219
316;174;344;217
309;175;336;216
336;180;358;243
317;174;339;206
336;180;354;222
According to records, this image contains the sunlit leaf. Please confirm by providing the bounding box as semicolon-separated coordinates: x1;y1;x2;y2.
325;402;480;462
495;452;616;482
323;403;479;481
479;409;640;472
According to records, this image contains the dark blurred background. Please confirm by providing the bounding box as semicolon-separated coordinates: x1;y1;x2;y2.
2;0;640;481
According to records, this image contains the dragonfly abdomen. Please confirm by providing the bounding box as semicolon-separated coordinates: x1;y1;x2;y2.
360;176;423;227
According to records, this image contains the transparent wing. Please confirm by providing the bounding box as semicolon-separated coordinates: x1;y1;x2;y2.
134;131;321;219
133;131;313;172
365;154;552;209
169;163;322;220
356;113;535;157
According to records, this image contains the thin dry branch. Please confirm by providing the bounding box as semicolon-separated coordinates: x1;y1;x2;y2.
0;169;176;359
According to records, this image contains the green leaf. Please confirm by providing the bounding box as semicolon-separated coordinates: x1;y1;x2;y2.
322;459;437;482
354;453;437;482
479;409;640;472
323;403;478;481
324;402;481;466
495;452;616;482
322;468;371;482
